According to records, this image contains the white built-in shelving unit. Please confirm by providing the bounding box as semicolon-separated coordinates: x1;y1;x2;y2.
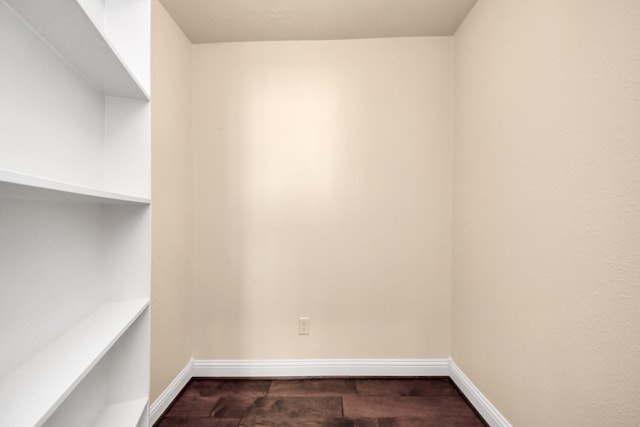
0;0;151;425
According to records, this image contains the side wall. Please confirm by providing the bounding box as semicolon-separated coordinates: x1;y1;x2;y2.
453;1;640;425
150;0;194;402
192;38;453;360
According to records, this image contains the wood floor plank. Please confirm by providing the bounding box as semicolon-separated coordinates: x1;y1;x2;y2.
246;396;343;419
269;379;357;396
355;378;459;397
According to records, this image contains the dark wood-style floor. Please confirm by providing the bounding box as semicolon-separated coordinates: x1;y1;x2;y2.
155;378;488;426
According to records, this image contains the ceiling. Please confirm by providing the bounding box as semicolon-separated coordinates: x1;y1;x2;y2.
159;0;478;44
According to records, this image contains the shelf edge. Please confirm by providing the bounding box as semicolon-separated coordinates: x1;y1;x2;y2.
0;169;150;204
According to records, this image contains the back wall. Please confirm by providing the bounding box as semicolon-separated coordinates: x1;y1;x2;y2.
192;37;453;359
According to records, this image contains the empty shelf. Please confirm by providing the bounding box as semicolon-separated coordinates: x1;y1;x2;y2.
0;169;150;204
94;398;148;427
0;299;150;427
3;0;148;100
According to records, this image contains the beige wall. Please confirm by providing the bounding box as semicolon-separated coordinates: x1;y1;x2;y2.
150;0;194;402
453;1;640;426
192;38;453;359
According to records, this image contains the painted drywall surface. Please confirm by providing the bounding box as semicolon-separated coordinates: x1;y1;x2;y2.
453;0;640;425
150;0;194;402
192;38;452;359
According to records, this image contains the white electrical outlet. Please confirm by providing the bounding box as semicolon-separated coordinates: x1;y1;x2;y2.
298;317;310;335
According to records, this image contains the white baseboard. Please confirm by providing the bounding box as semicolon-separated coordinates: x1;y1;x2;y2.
151;358;510;427
150;359;194;425
449;358;511;427
191;358;450;378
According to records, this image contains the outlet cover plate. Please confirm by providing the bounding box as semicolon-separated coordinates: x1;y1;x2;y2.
298;317;310;335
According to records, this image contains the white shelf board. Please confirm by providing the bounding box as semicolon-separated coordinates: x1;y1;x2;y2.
0;299;150;427
3;0;149;100
0;169;150;205
94;398;148;427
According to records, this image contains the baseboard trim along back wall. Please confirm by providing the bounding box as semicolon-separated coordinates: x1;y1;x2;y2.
191;358;449;378
150;358;511;427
